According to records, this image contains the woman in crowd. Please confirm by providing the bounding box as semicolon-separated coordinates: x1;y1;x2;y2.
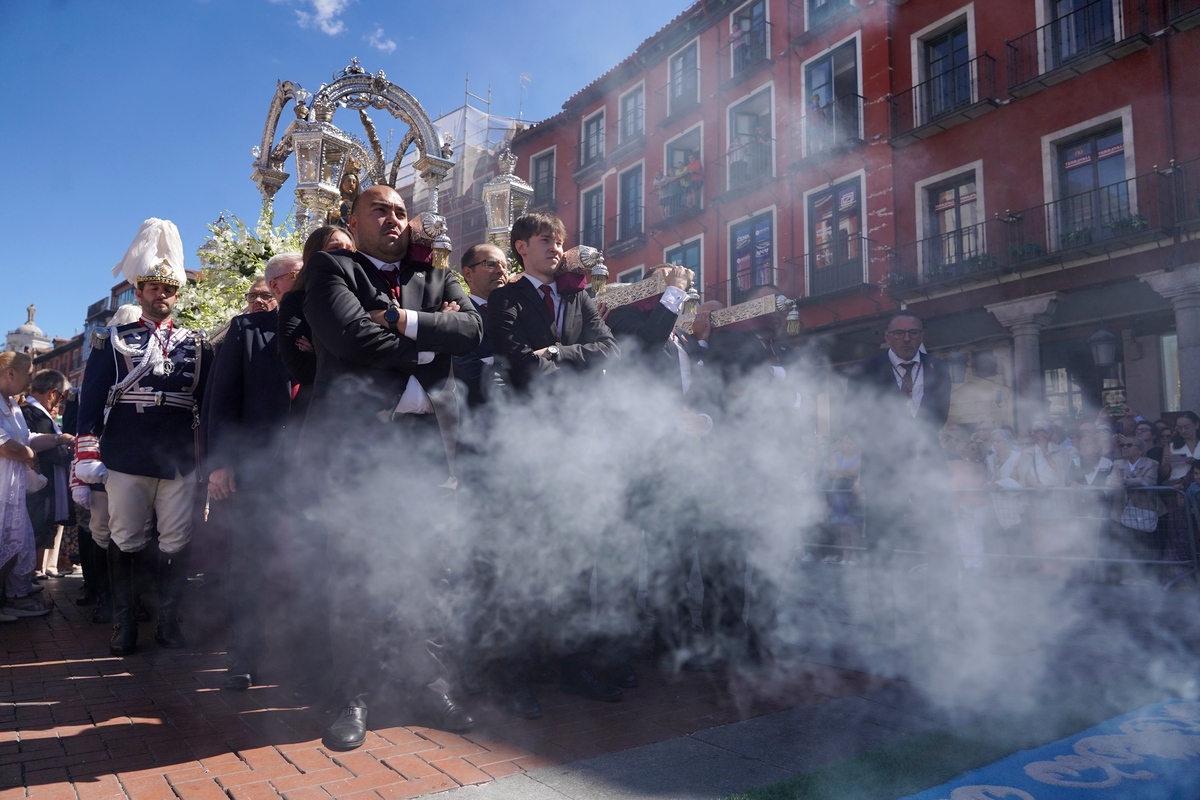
277;225;355;397
1160;411;1199;569
0;352;73;618
1107;436;1166;579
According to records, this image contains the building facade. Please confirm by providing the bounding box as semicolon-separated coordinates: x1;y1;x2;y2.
511;0;1200;433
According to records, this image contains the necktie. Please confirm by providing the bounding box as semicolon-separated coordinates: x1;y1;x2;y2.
539;285;555;319
478;303;487;315
899;361;916;397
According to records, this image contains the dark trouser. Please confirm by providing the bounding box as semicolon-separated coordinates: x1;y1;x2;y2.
320;413;453;702
225;471;279;670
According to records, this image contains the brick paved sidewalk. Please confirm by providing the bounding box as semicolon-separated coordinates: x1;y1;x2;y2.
2;574;886;800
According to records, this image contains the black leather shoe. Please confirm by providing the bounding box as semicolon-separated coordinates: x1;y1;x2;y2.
323;697;368;751
561;665;622;703
605;661;638;689
500;676;542;720
416;689;475;733
222;659;254;691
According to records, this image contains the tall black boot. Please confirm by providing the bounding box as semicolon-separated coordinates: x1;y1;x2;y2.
155;546;190;649
91;543;113;623
108;546;138;656
75;529;98;606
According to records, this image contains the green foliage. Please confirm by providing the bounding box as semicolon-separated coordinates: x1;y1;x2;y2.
175;203;303;333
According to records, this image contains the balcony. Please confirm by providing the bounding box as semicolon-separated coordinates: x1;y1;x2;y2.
607;206;646;257
889;54;999;147
573;136;605;184
656;71;703;125
1169;158;1200;232
793;235;879;298
1006;0;1150;98
530;174;556;211
720;20;772;86
609;111;646;164
1171;0;1200;30
791;94;864;166
886;170;1177;296
650;172;704;229
716;137;774;199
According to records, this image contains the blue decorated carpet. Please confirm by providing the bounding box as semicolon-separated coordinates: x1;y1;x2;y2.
900;699;1200;800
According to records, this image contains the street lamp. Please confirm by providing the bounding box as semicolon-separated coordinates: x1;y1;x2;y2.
1089;329;1118;368
482;147;533;258
947;351;969;384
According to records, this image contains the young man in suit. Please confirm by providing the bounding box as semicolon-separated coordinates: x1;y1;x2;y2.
486;212;624;706
302;184;483;750
204;252;309;693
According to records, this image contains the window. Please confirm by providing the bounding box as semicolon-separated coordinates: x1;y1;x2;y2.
808;0;850;27
926;174;980;271
115;287;135;307
730;211;774;295
620;86;644;143
924;24;971;120
531;151;555;206
658;128;703;219
1044;367;1085;420
808;178;862;294
581;186;604;248
618;266;645;284
727;88;773;188
665;238;702;291
618;165;644;241
582;111;605;168
1052;0;1115;67
669;42;699;116
1057;127;1128;246
731;0;768;77
805;40;859;155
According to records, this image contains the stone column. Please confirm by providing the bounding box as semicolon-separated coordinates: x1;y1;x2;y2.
1142;264;1200;413
986;292;1062;434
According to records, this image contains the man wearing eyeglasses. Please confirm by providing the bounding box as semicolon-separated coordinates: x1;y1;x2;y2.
846;313;953;640
454;243;509;408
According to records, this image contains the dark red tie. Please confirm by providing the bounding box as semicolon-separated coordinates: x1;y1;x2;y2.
478;303;487;315
540;285;555;319
900;362;916;397
380;265;403;300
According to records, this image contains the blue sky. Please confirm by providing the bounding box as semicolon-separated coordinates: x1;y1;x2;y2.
0;0;685;343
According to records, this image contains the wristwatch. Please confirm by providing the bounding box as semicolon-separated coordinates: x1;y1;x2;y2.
383;305;401;332
546;344;561;361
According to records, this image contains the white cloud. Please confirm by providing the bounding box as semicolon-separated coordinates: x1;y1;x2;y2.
295;0;350;36
366;26;396;54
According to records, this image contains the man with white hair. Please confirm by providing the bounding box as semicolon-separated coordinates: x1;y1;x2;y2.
204;252;305;691
76;219;211;657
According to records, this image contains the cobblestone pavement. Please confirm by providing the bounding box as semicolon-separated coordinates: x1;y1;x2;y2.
1;573;888;800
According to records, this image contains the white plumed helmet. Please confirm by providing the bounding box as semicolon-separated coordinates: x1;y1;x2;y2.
112;218;187;288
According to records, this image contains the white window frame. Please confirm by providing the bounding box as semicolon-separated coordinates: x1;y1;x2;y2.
580;180;605;248
664;234;705;296
618;82;646;144
726;81;776;185
909;4;977;90
800;169;868;289
800;32;863;156
581;108;606;165
617;160;646;240
914;159;985;279
668;39;701;114
726;205;778;303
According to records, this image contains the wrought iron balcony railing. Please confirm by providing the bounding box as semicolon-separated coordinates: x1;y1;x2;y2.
889;54;999;145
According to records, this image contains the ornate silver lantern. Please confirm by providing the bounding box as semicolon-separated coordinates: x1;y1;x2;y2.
292;121;356;232
482;148;534;257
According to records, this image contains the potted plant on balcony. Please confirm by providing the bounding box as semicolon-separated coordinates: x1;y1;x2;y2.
963;253;997;272
1009;241;1044;261
883;271;916;292
1104;214;1149;235
1062;227;1095;247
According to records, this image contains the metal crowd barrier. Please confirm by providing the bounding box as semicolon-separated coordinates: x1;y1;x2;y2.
799;486;1199;591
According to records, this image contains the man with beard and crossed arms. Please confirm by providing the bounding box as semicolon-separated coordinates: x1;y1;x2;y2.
302;184;482;751
487;212;622;707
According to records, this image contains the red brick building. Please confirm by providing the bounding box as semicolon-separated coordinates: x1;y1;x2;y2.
511;0;1200;433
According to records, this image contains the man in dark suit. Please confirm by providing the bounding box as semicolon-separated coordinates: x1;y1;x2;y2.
302;184;482;750
204;252;303;692
845;313;954;642
453;243;508;409
487;212;623;705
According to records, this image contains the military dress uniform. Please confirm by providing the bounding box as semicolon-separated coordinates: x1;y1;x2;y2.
76;294;209;654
